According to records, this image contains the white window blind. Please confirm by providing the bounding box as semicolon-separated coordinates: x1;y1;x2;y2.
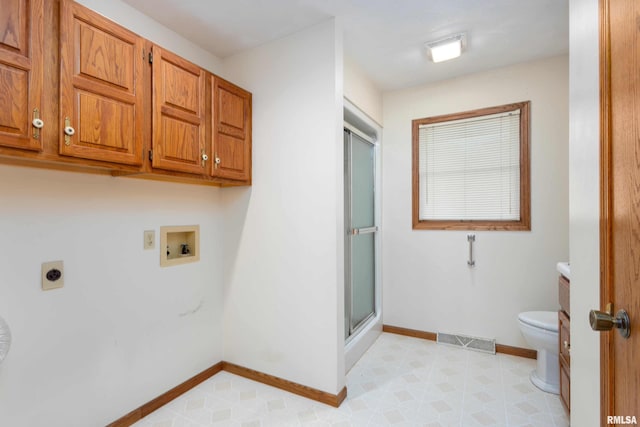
418;109;521;221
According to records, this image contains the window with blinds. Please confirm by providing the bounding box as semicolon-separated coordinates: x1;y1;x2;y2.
411;101;530;230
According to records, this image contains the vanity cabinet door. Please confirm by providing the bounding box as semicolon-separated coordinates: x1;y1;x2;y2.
59;0;144;165
211;76;251;182
560;362;570;412
151;46;207;175
559;310;570;365
558;309;570;413
0;0;44;151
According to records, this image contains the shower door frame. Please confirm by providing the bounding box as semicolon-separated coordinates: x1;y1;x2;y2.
344;123;380;342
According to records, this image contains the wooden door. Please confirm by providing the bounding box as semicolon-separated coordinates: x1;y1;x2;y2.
59;0;144;165
212;77;251;182
600;0;640;424
0;0;43;151
151;46;206;175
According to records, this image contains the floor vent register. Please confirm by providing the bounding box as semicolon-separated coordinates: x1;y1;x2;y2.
436;332;496;354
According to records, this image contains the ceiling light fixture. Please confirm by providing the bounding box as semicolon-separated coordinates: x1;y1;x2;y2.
425;33;467;63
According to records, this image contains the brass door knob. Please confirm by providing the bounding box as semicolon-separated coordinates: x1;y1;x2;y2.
589;309;630;338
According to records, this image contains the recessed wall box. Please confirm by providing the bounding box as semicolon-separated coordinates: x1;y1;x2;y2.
160;225;200;267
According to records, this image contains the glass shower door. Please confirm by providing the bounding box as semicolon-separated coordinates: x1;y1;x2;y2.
345;128;376;339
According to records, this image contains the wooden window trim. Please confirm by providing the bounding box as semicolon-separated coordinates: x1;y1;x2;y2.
411;101;531;231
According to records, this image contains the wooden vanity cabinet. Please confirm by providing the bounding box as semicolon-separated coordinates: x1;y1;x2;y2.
211;77;252;183
558;274;570;413
0;0;44;152
59;0;145;166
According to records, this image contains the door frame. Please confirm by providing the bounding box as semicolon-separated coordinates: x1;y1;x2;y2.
599;0;613;417
600;0;627;420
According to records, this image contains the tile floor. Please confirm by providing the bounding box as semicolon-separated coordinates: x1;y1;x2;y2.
132;333;569;427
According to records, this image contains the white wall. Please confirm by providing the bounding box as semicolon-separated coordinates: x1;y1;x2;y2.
0;167;224;427
569;0;600;424
344;56;383;126
220;20;346;395
0;2;226;426
382;56;569;347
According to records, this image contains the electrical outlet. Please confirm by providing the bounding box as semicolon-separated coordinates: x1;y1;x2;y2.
144;230;155;250
42;261;64;291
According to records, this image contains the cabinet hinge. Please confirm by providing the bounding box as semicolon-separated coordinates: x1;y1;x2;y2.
149;150;153;161
148;52;153;63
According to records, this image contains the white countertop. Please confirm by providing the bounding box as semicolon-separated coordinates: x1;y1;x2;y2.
557;262;570;280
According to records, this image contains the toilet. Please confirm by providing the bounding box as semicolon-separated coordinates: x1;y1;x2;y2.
517;311;559;394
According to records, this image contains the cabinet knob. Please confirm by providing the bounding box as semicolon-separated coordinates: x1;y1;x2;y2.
32;109;43;140
200;151;209;167
63;117;74;146
215;157;221;165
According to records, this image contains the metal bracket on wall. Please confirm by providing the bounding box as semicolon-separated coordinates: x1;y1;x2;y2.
467;234;476;267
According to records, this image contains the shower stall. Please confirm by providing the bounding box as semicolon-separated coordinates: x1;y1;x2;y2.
343;99;382;370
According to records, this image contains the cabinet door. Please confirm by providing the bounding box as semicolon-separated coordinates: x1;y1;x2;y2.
560;362;570;412
0;0;43;151
59;0;144;165
151;46;206;174
558;310;570;413
559;310;570;365
212;77;251;182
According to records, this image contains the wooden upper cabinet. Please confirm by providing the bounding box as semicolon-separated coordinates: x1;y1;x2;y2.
59;0;144;165
0;0;44;151
151;46;206;175
212;77;251;182
0;0;252;186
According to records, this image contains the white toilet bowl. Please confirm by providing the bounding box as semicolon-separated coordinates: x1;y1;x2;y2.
518;311;559;394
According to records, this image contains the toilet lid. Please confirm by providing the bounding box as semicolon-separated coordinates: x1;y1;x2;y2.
518;311;558;332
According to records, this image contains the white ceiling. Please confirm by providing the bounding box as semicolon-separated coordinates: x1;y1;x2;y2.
121;0;569;91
